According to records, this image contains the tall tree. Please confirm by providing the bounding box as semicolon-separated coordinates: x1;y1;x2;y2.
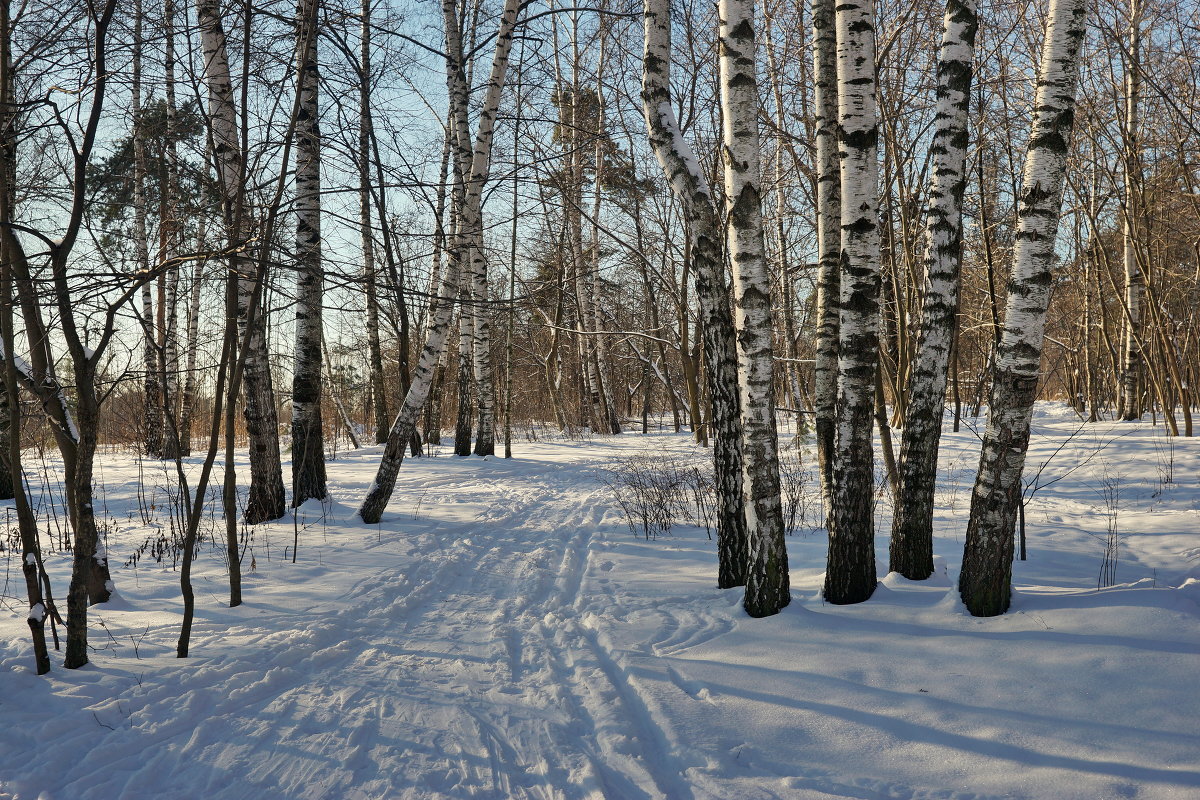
359;0;523;521
811;0;839;517
824;0;881;605
959;0;1088;617
1119;0;1144;421
360;0;388;446
198;0;286;524
642;0;747;587
889;0;979;580
719;0;790;616
291;0;327;504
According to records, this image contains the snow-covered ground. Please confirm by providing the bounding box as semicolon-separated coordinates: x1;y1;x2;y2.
2;404;1198;800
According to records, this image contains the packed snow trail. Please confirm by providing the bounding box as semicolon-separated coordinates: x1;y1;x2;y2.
3;411;1200;799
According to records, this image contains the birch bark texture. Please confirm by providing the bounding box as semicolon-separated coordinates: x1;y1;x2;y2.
889;0;978;580
811;0;839;516
642;0;747;588
1119;0;1143;421
291;0;327;505
824;0;881;606
959;0;1087;617
444;0;521;456
198;0;286;524
358;0;522;522
718;0;789;616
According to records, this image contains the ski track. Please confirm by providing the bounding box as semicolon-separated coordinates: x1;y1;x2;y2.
2;458;708;800
5;415;1199;800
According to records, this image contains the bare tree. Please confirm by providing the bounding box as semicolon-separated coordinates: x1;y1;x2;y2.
960;0;1088;617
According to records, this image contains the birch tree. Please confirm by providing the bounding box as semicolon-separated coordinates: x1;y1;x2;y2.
291;0;328;504
719;0;790;616
198;0;286;524
360;0;388;446
1119;0;1143;421
889;0;978;581
359;0;523;521
811;0;839;514
642;0;747;587
133;1;161;459
959;0;1088;617
824;0;881;605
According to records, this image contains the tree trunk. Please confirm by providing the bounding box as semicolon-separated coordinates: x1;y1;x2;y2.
199;0;285;525
890;0;978;581
812;0;840;516
719;0;790;616
291;0;327;505
133;4;161;460
824;0;881;606
960;0;1087;617
159;0;183;461
360;0;388;447
178;216;206;456
642;0;747;587
359;0;522;521
1119;0;1143;421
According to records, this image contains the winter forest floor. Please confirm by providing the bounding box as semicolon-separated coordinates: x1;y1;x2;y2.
2;403;1199;800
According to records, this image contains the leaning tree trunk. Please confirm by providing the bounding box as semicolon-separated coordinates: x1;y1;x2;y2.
291;0;327;505
959;0;1087;617
642;0;746;588
824;0;882;606
889;0;978;581
446;0;521;456
359;0;521;521
198;0;285;524
719;0;789;616
811;0;839;516
1119;0;1143;422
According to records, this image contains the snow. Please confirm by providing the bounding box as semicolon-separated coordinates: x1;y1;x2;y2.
2;404;1199;799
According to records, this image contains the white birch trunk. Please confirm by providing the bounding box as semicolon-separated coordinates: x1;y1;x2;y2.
358;0;522;519
719;0;789;616
291;0;327;504
890;0;978;580
825;0;881;606
642;0;747;588
447;0;521;455
1120;0;1143;421
959;0;1088;617
133;3;161;459
198;0;285;523
812;0;839;513
159;0;183;460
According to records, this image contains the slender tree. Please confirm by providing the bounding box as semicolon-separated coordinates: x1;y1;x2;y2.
1119;0;1144;421
811;0;839;515
719;0;790;616
359;0;522;521
889;0;979;580
960;0;1088;617
198;0;286;524
824;0;881;605
291;0;327;504
642;0;747;588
